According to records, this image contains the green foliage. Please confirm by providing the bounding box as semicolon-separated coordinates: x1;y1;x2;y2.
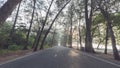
0;23;12;49
28;34;35;45
0;22;35;50
60;32;68;46
44;34;53;45
91;13;120;45
8;44;22;51
12;31;26;45
0;23;11;34
56;0;69;8
91;14;106;43
0;49;12;55
111;13;120;29
44;32;58;47
92;14;105;25
44;44;50;48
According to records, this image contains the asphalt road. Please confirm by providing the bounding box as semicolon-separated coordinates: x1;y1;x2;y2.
0;46;120;68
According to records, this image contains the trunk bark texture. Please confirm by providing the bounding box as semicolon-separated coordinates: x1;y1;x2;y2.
0;0;22;25
10;2;21;37
23;0;36;50
84;0;94;52
104;24;108;54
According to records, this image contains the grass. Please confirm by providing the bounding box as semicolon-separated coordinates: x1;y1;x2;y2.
0;49;14;55
0;45;24;55
0;44;50;55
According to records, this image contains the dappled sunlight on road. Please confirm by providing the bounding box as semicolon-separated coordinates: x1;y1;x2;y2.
68;50;79;57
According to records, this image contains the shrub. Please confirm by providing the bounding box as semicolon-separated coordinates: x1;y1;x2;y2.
44;44;50;48
8;44;20;51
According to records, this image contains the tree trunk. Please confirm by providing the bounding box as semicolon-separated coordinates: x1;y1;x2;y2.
97;24;106;49
0;0;22;25
100;8;120;60
63;28;67;47
32;27;41;49
33;0;54;51
69;14;73;48
23;0;36;50
78;19;83;49
10;2;21;38
51;29;56;47
97;37;105;49
108;20;120;60
104;24;108;54
84;0;94;52
33;27;42;51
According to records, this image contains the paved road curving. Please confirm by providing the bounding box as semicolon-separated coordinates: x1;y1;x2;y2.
0;46;120;68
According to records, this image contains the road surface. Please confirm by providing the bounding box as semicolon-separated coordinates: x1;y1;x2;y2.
0;46;120;68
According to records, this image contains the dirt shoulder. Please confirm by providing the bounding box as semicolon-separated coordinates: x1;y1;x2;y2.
94;52;120;64
0;50;33;64
73;46;120;64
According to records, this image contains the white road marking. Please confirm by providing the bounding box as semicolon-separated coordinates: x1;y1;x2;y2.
81;52;120;67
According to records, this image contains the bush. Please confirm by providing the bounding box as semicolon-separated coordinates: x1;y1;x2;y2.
0;23;12;49
8;44;21;51
0;50;9;55
44;44;50;48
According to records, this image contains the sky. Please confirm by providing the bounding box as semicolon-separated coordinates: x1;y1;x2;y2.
0;0;72;30
0;0;7;7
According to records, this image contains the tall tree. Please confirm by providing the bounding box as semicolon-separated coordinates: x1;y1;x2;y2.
51;29;56;47
39;0;71;50
0;0;22;25
84;0;94;52
23;0;36;50
10;1;21;38
101;9;120;60
74;0;84;50
68;3;74;48
104;24;108;54
33;0;54;51
78;19;83;49
97;0;120;60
